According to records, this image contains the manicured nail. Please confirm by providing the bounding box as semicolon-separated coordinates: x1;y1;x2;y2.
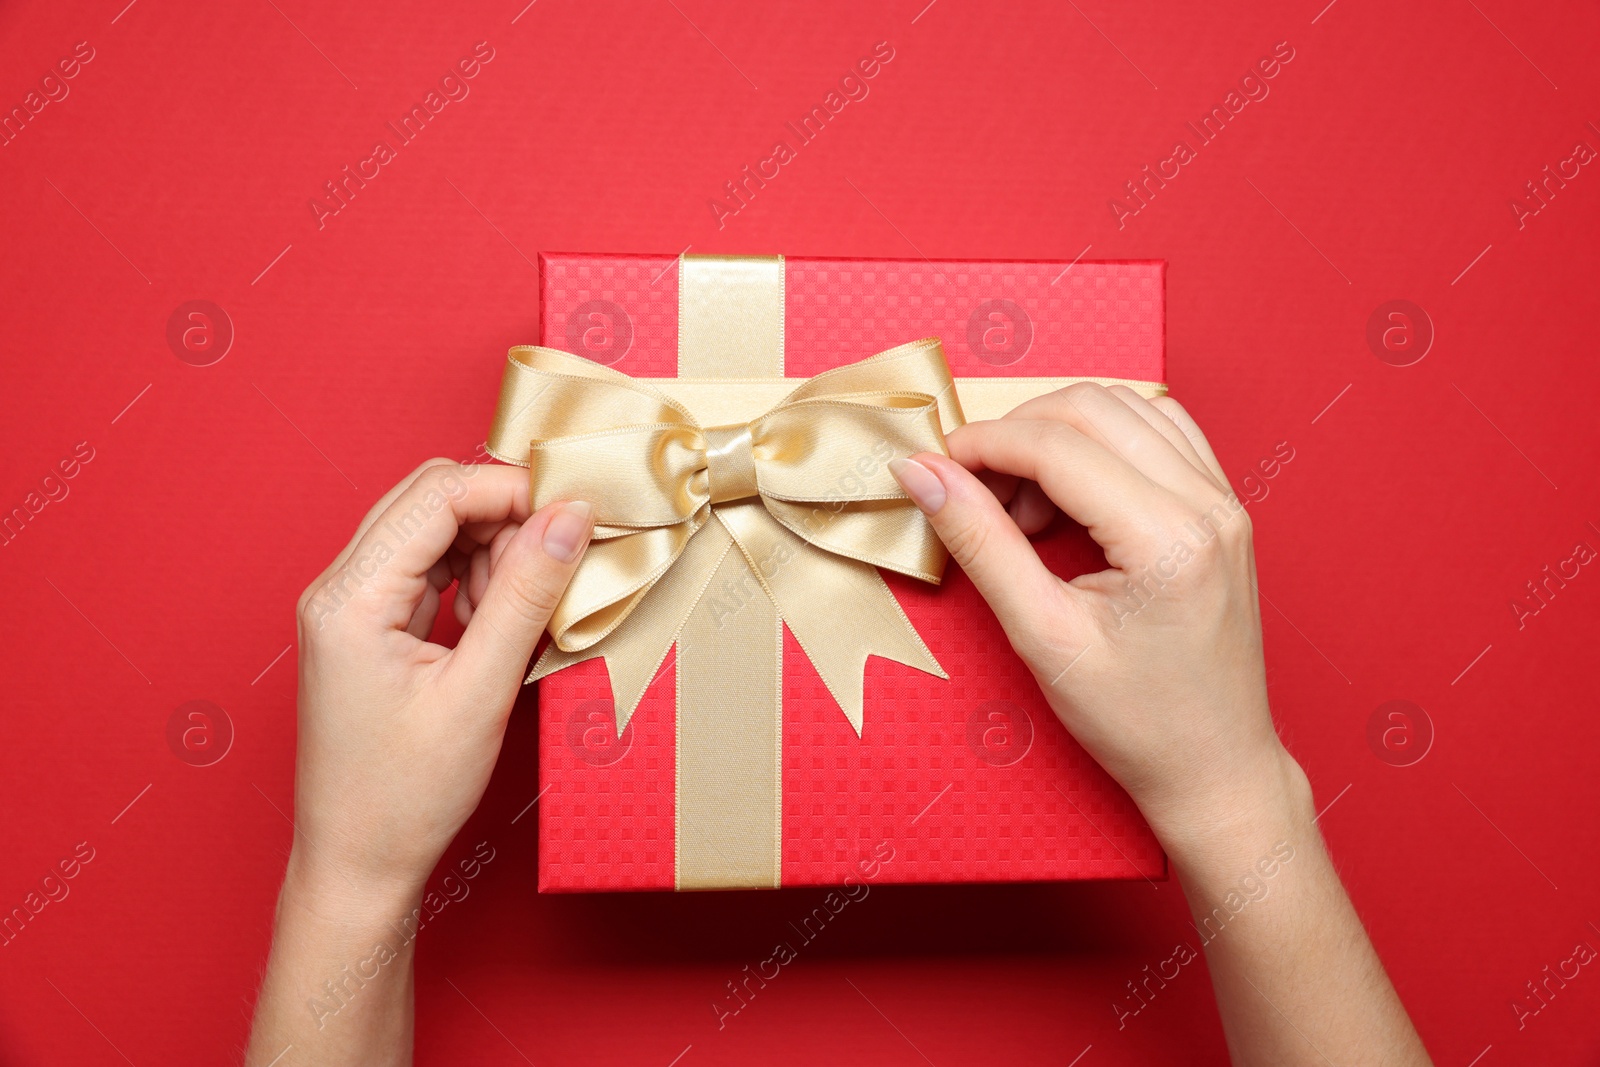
542;500;593;562
888;458;946;515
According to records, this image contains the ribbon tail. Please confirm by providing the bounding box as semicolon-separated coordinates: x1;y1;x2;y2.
530;520;736;734
716;503;945;737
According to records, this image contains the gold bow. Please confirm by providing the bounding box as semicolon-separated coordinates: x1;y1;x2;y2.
486;338;966;736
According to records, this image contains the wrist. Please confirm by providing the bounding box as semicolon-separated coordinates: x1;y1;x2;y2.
1143;743;1317;883
250;849;422;1066
282;846;426;931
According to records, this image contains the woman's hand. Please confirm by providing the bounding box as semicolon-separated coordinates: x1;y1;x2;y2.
290;460;593;902
248;459;592;1067
890;384;1300;848
891;386;1430;1066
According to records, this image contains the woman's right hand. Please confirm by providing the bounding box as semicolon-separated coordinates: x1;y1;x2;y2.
888;383;1308;851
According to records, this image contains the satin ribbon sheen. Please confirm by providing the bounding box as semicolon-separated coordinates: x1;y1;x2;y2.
486;253;1167;889
486;337;958;734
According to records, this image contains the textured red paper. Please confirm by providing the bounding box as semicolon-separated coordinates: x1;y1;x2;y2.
535;253;1167;891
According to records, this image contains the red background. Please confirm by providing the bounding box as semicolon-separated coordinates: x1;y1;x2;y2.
2;1;1598;1064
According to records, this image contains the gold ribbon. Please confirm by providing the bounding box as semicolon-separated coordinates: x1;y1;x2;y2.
487;337;959;732
487;253;1167;889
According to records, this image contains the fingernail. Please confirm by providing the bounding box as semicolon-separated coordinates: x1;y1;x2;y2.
888;458;946;515
542;500;593;563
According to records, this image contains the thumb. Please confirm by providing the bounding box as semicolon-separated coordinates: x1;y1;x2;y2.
449;499;593;698
890;454;1071;652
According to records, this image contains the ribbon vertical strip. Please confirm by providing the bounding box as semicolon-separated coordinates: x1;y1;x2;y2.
678;254;785;379
675;253;786;889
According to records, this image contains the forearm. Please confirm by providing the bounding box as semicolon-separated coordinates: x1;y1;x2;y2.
246;852;423;1067
1160;750;1430;1066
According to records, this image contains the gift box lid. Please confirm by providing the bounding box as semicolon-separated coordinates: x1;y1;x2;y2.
525;252;1167;892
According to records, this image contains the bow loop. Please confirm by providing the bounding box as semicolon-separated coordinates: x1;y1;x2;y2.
780;337;967;429
487;345;695;449
748;392;949;505
530;422;706;528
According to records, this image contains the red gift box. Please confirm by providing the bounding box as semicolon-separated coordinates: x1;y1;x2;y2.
522;252;1167;892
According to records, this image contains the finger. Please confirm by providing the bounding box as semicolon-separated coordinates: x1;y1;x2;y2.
454;572;475;627
1003;383;1217;501
454;545;485;627
341;464;531;612
1006;479;1057;535
303;459;504;622
1106;386;1220;488
320;458;460;583
468;545;491;610
943;419;1183;567
308;464;530;635
487;522;521;573
407;556;451;639
463;522;520;617
409;582;442;639
447;500;594;699
889;455;1082;660
416;545;478;636
1148;396;1232;490
978;469;1021;506
458;517;517;551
